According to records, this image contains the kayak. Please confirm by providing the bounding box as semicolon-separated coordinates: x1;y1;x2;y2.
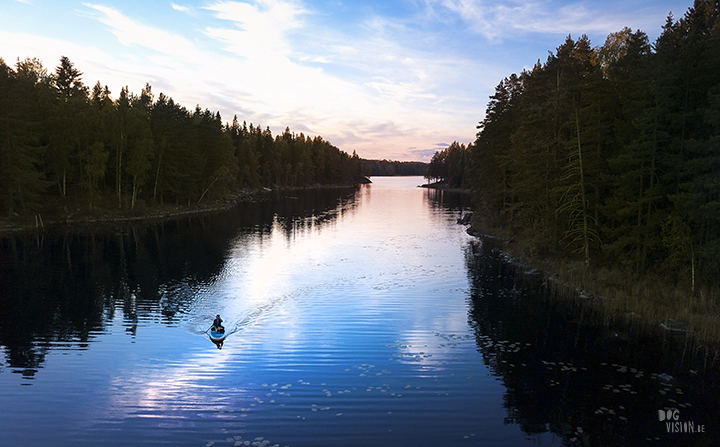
209;327;227;343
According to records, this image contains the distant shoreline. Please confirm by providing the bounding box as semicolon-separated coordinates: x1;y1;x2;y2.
0;181;368;237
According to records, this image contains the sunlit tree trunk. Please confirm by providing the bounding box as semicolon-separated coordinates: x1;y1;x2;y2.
574;107;590;266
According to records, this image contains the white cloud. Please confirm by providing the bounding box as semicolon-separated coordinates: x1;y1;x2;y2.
0;30;142;89
199;1;465;154
83;3;207;65
171;3;191;13
421;0;674;40
204;0;306;56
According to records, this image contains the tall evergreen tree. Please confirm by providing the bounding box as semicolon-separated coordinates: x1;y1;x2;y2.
53;56;83;97
0;59;48;217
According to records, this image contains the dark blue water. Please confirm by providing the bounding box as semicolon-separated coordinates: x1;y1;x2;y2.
1;177;718;446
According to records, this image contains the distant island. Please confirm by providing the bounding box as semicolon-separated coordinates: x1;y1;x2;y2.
361;159;427;176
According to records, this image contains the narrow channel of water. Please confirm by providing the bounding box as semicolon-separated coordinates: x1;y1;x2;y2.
0;177;717;446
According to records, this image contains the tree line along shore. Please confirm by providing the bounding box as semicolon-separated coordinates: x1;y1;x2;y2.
0;52;431;232
425;1;720;344
1;55;414;230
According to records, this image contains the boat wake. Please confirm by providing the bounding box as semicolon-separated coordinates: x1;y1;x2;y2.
188;281;328;338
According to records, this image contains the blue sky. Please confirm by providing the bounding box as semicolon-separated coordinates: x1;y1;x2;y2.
1;0;693;161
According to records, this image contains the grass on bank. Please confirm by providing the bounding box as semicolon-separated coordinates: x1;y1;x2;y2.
0;182;363;234
0;185;274;233
471;217;720;349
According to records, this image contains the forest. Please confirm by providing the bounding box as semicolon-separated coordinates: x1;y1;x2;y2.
361;159;427;176
429;0;719;293
424;141;471;187
0;56;365;222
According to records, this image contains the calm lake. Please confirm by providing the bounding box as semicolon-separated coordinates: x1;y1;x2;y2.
1;176;718;446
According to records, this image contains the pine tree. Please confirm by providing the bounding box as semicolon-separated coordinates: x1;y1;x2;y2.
54;56;83;96
0;59;48;217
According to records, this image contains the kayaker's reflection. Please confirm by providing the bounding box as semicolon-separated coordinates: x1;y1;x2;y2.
208;314;227;348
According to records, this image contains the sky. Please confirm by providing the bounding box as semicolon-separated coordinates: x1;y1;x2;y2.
1;0;694;161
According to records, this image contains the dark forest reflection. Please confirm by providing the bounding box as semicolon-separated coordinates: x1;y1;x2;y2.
0;186;359;378
423;187;473;217
415;186;720;445
463;237;720;445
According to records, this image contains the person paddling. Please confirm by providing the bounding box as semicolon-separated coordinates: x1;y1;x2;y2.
212;314;224;334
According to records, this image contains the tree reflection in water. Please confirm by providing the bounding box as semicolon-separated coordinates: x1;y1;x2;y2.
463;237;720;446
0;186;360;377
423;186;720;446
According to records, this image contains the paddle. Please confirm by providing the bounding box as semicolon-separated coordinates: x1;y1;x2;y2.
204;326;213;334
